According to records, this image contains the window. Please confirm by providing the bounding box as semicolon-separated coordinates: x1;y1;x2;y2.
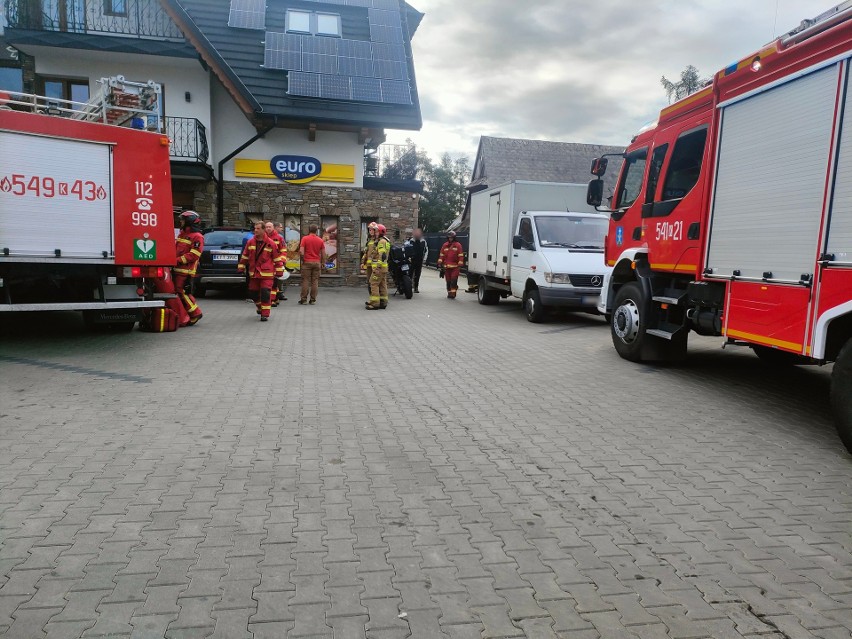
615;149;647;210
287;9;341;37
518;217;535;248
286;10;311;33
645;144;668;204
42;77;89;105
316;13;341;36
0;66;23;95
104;0;127;16
662;127;708;201
534;216;608;250
321;216;339;274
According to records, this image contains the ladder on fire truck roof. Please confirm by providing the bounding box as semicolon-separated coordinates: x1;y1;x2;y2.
0;76;162;132
782;1;852;45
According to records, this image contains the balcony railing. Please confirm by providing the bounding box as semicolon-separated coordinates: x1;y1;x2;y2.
365;144;418;180
165;116;209;165
4;0;184;40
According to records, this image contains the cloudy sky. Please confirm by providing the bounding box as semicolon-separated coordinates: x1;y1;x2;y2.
387;0;834;160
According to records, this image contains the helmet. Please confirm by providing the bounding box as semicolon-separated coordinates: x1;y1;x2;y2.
180;210;202;229
447;230;457;239
377;224;387;235
368;222;379;231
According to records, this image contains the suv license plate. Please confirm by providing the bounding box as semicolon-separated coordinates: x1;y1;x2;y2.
401;265;410;271
213;255;239;262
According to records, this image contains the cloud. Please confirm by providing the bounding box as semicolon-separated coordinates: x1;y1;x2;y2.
391;0;831;160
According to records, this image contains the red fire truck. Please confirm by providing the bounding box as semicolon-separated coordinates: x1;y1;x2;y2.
588;4;852;453
0;77;176;330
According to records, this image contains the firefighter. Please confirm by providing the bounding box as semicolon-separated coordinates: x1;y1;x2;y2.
366;224;392;310
173;210;204;324
274;221;289;302
362;222;378;287
238;221;284;322
265;221;287;307
438;230;465;299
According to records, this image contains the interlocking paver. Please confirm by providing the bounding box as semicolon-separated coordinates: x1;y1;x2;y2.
1;274;851;639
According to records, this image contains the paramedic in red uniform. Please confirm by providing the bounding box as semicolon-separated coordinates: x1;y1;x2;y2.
437;231;465;299
173;210;204;324
265;221;287;307
239;221;284;321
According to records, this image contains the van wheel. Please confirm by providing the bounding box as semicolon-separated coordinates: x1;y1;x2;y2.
524;288;545;323
831;339;852;455
611;282;646;362
477;277;500;305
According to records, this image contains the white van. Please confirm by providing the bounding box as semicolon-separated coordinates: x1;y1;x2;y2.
468;181;610;322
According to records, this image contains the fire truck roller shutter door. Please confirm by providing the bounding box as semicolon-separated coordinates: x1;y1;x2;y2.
0;132;113;258
826;65;852;262
706;64;839;283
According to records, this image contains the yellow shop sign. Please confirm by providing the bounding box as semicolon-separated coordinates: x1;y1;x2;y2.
235;157;355;184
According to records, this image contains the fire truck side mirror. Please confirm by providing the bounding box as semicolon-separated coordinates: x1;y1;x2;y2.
587;179;604;208
590;157;608;177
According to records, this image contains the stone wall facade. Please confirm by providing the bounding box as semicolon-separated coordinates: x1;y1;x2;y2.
192;181;419;286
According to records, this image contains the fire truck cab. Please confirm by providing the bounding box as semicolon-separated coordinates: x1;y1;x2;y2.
588;3;852;453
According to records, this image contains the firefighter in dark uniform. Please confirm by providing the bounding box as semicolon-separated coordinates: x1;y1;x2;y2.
438;230;464;299
173;210;204;325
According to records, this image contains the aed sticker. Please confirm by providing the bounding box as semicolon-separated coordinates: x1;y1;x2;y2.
615;226;624;246
134;239;157;260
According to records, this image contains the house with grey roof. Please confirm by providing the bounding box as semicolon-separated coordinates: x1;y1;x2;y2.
452;136;624;230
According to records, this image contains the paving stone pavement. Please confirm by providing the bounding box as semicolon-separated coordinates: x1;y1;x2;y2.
0;269;851;639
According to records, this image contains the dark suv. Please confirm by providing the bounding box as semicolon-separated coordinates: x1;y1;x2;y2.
194;227;249;297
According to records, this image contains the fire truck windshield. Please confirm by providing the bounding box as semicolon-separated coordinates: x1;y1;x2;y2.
616;149;648;209
534;216;608;250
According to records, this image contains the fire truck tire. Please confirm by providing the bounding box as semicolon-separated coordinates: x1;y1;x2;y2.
830;339;852;455
611;281;647;362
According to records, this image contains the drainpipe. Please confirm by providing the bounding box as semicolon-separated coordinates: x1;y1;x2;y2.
216;118;277;225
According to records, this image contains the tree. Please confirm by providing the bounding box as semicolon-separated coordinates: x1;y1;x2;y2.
419;153;470;232
661;65;711;103
380;141;471;232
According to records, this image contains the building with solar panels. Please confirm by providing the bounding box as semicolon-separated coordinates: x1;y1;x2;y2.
1;0;424;285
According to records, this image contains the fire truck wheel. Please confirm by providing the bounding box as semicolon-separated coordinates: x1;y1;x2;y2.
830;339;852;455
611;281;646;362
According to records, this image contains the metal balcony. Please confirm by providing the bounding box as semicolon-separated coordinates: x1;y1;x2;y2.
164;116;209;165
4;0;184;40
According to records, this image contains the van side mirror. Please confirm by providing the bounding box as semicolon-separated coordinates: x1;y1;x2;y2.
590;157;608;177
587;179;604;207
512;235;523;250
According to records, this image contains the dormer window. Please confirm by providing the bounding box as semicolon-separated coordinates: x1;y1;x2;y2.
286;9;341;37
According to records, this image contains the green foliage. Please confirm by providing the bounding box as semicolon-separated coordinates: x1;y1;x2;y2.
382;141;471;232
661;65;711;103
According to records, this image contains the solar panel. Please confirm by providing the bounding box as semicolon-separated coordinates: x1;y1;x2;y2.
288;72;321;97
380;79;411;104
264;32;302;70
228;0;266;30
368;8;402;28
303;36;338;55
370;24;404;44
320;74;352;100
337;38;372;59
351;76;382;102
372;59;407;81
302;53;339;75
338;57;374;77
371;0;401;10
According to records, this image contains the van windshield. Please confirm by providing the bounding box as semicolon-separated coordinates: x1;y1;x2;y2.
534;216;608;250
